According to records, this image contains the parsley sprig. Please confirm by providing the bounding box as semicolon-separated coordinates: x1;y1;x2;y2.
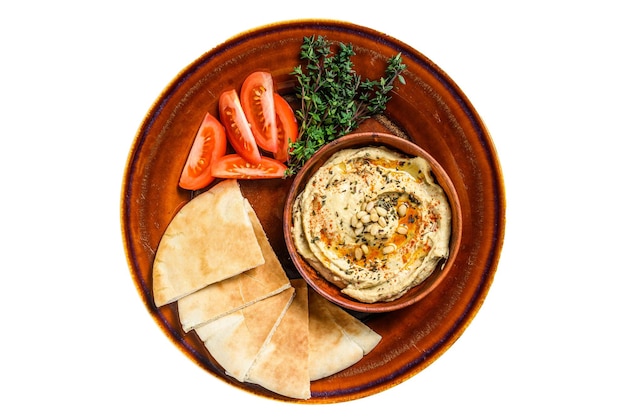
286;35;406;175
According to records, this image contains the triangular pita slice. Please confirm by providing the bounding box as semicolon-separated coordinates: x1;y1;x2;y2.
152;180;265;307
177;199;291;331
307;291;365;381
322;296;382;355
245;279;310;400
194;287;295;382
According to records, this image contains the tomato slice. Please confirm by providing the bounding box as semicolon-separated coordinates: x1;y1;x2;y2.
240;71;279;153
273;93;299;163
211;154;287;179
178;112;227;190
219;89;262;164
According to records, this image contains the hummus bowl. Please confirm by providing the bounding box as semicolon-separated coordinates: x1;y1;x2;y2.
284;132;462;313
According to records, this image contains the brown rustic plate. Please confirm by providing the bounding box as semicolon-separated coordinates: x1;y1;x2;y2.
121;19;505;403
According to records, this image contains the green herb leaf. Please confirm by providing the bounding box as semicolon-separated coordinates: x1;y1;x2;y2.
286;35;406;176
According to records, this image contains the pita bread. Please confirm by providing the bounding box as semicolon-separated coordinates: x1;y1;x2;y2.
177;199;291;331
194;287;295;382
152;180;265;307
245;279;310;400
320;296;382;355
307;290;366;381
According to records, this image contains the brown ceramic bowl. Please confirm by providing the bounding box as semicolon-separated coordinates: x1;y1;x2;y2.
284;132;462;313
121;19;505;403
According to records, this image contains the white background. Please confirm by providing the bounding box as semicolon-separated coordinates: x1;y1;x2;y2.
2;1;624;415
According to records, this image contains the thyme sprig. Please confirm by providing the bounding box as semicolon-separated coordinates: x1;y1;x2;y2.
286;35;406;175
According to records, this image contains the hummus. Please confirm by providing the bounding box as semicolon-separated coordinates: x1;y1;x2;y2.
291;146;452;303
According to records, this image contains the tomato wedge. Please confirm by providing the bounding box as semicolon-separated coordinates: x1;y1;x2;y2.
211;154;287;179
178;112;227;190
273;93;299;162
219;89;262;164
240;71;278;153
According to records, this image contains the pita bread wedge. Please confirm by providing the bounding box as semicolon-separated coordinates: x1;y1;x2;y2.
177;199;291;331
194;287;295;382
307;290;365;381
152;180;265;307
245;279;310;400
321;296;382;355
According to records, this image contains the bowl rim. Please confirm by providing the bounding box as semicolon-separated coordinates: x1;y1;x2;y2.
283;131;463;313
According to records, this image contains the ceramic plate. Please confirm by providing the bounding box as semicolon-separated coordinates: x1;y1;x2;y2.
121;19;505;403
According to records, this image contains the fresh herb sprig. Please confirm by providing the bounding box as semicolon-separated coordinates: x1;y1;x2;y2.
286;35;406;175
